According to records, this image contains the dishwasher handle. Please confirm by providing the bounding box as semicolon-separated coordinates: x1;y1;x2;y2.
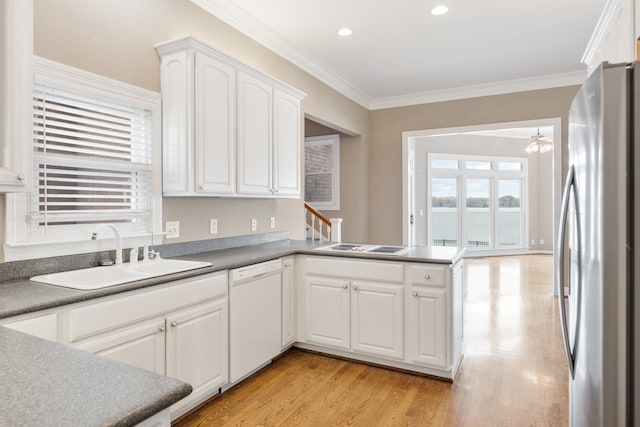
231;259;283;285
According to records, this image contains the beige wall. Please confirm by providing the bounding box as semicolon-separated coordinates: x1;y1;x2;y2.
304;119;368;242
25;0;369;246
368;86;579;244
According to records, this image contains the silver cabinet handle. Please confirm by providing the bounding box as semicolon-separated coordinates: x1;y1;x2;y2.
199;185;204;190
352;285;358;291
557;165;581;379
424;274;431;280
17;174;25;181
413;291;418;297
342;284;348;289
170;321;178;327
284;263;291;268
159;326;166;332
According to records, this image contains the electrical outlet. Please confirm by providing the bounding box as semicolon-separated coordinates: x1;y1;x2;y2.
251;218;257;231
539;239;545;245
531;239;535;245
270;217;276;229
209;219;218;235
166;221;180;239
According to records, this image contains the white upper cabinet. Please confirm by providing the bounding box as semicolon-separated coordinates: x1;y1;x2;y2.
273;89;301;197
195;53;236;195
237;71;273;196
583;0;636;74
0;0;33;192
156;36;304;198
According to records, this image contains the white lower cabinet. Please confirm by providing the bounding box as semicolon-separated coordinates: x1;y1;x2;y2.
166;298;228;416
351;280;404;360
2;312;58;342
301;256;463;379
305;275;351;349
303;256;405;360
405;286;447;368
67;271;229;419
76;318;166;374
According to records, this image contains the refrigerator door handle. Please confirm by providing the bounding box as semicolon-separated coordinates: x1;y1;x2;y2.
556;165;581;379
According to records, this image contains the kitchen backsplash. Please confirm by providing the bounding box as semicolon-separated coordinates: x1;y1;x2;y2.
0;232;289;283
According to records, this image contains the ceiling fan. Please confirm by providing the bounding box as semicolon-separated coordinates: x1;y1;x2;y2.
524;129;553;154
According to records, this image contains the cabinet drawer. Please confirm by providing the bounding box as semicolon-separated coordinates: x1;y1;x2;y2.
405;264;446;287
68;271;227;342
306;256;403;283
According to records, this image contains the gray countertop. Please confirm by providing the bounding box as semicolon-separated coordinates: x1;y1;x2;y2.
0;327;191;427
0;239;464;320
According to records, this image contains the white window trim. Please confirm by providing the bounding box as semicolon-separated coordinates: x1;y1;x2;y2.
4;56;163;261
304;134;340;211
427;153;529;252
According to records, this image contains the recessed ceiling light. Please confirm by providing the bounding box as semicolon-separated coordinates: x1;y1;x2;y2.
431;5;448;15
337;28;353;37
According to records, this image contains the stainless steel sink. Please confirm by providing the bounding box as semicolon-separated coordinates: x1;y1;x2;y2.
31;258;212;290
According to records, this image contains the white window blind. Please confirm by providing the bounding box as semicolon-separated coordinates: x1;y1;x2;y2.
31;83;153;238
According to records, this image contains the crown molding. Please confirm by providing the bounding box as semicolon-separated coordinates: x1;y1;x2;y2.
369;70;588;110
191;0;589;112
581;0;620;65
190;0;371;108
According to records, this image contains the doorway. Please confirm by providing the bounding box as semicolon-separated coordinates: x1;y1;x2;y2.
402;118;562;291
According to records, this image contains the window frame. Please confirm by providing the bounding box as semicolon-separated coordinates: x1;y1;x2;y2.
304;134;340;211
4;56;163;261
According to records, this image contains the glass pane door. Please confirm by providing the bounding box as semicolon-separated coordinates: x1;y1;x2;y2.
466;178;491;249
431;177;458;247
497;179;522;246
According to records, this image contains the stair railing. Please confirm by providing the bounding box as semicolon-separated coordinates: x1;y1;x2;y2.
304;202;342;243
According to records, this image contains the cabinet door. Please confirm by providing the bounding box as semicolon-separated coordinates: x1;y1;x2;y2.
3;313;58;342
351;281;404;360
272;88;300;197
75;319;166;374
161;49;193;194
282;257;296;347
237;72;272;196
166;298;228;415
0;0;32;192
406;287;447;368
305;276;350;349
195;53;236;195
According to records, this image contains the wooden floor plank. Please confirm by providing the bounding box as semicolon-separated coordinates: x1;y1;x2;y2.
174;255;566;427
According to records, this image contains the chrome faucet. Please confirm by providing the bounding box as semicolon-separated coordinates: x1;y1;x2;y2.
91;224;123;265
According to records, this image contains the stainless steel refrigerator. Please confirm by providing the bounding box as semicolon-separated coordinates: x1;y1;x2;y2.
557;61;638;426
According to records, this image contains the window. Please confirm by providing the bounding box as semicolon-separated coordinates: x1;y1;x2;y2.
4;57;161;261
304;134;340;210
427;154;528;251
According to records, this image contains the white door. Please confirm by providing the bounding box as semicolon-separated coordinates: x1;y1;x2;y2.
351;281;404;360
305;276;350;350
406;287;447;368
272;88;300;197
166;298;229;414
237;72;272;196
195;52;236;194
76;319;166;374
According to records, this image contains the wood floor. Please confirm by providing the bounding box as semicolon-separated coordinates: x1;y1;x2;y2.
175;255;568;426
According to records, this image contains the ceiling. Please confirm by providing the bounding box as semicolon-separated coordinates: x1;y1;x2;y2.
192;0;607;109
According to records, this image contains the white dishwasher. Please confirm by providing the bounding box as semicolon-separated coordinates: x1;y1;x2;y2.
229;259;282;383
